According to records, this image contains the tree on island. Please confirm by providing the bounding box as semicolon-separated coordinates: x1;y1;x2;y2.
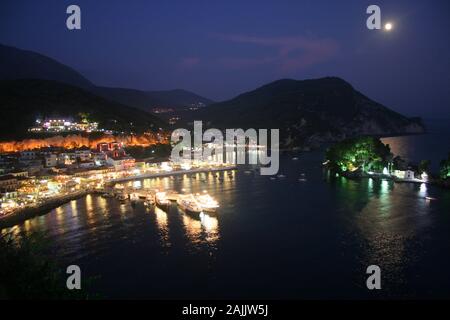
325;136;392;173
393;155;408;171
440;152;450;180
418;160;431;174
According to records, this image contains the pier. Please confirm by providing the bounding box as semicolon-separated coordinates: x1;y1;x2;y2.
108;165;237;184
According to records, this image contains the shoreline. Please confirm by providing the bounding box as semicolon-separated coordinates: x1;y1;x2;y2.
0;190;88;229
338;170;450;189
0;165;237;229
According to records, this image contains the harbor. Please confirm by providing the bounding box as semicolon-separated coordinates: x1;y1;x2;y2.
104;170;227;216
105;188;220;215
3;151;450;299
0;162;236;228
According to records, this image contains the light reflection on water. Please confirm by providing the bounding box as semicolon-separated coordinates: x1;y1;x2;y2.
381;120;450;173
329;175;438;297
181;211;220;248
154;206;170;247
2;147;450;299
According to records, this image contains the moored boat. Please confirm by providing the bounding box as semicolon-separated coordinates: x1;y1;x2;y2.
195;194;219;213
166;191;179;201
130;193;139;205
144;197;155;207
177;195;203;214
117;194;127;203
155;192;171;210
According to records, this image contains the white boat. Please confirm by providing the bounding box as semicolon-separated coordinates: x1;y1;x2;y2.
144;197;155;207
195;194;219;213
155;192;171;210
130;193;139;201
117;194;127;203
166;191;179;201
277;174;286;178
177;195;203;214
298;178;307;182
292;157;299;160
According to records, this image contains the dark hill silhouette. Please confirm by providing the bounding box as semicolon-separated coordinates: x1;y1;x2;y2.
0;79;166;140
195;77;425;148
0;43;213;111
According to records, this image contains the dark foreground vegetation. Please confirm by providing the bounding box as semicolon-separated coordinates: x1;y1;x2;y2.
0;232;95;299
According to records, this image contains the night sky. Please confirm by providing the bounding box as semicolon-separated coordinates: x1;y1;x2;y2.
1;0;449;117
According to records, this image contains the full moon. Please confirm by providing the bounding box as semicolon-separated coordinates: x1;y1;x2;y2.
384;22;393;31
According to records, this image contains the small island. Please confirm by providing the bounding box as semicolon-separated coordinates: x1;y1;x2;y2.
324;136;450;188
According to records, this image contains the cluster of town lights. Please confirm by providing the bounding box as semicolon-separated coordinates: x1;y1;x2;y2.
0;159;231;215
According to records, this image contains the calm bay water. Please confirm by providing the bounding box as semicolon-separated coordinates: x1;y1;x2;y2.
381;118;450;173
4;120;450;299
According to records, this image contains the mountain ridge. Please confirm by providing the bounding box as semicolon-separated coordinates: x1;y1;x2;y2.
195;77;425;149
0;43;425;149
0;44;93;88
0;43;213;111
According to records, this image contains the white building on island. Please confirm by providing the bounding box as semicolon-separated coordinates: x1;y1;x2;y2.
394;169;416;180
